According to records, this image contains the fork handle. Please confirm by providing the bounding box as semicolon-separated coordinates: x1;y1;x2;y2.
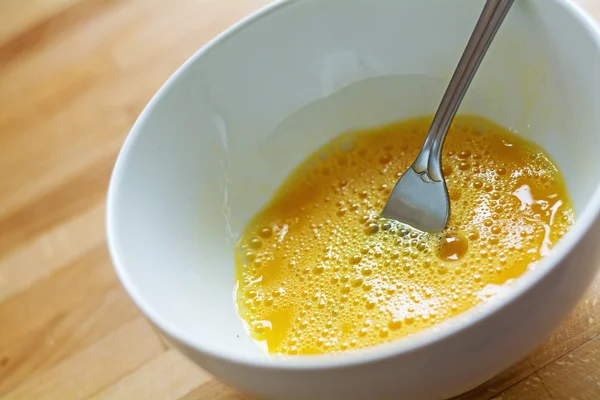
413;0;515;182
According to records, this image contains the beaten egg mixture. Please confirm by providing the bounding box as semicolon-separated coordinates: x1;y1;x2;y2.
234;116;573;355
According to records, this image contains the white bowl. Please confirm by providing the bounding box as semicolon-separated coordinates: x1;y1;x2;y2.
106;0;600;399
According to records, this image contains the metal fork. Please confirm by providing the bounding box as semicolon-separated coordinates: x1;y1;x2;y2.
381;0;515;232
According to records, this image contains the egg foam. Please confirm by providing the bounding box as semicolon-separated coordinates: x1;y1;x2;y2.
234;115;574;355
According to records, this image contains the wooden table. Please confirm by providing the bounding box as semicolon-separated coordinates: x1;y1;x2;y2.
1;0;600;399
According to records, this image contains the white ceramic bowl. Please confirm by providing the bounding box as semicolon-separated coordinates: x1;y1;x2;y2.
106;0;600;399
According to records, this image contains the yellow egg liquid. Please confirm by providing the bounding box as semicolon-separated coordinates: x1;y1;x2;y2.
234;115;574;355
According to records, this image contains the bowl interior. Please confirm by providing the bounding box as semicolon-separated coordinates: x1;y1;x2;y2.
108;0;600;361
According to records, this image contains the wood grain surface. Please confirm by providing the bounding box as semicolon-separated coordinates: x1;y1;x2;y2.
1;0;599;399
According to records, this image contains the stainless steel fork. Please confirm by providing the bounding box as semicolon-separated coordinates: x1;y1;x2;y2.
382;0;515;232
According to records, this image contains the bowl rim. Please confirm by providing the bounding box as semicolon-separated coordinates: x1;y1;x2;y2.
106;0;600;370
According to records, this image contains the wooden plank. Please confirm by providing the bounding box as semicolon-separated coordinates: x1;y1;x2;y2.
490;374;551;400
179;380;251;400
0;287;140;395
0;0;270;228
538;335;600;400
0;155;113;257
2;318;165;400
0;245;116;348
528;274;600;369
0;0;81;46
0;203;106;303
453;359;535;400
90;350;211;400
